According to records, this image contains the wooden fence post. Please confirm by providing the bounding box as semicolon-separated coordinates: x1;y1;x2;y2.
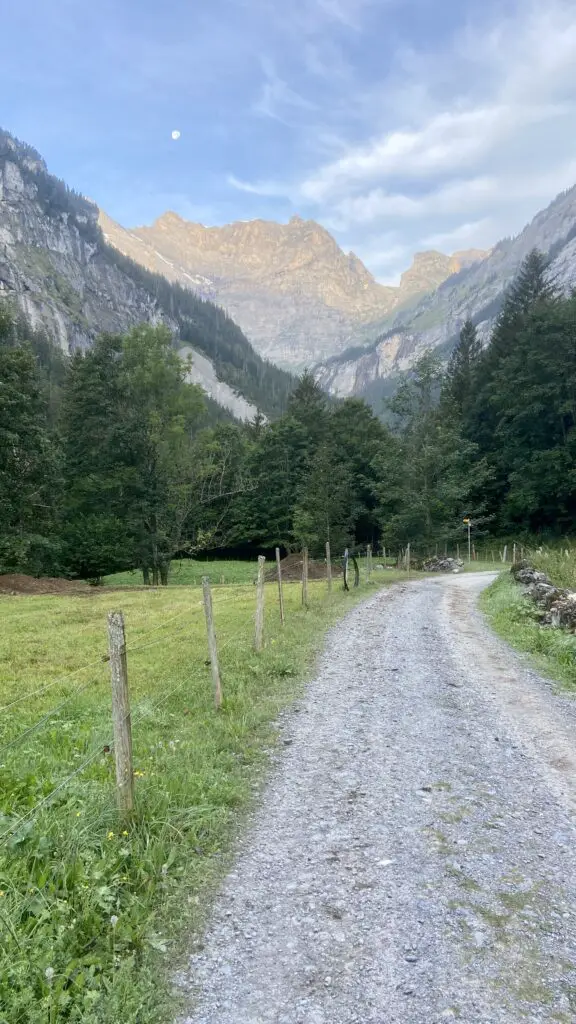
302;548;309;609
513;542;517;565
343;548;350;591
383;545;386;566
406;542;411;576
202;577;222;708
275;547;285;626
255;556;266;651
502;544;508;563
107;611;134;818
326;541;332;594
367;543;372;581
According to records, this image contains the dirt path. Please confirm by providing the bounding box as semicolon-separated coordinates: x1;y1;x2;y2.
178;573;576;1023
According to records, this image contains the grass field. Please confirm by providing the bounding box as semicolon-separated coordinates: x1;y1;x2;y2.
0;570;408;1024
480;572;576;693
104;559;259;587
104;554;504;589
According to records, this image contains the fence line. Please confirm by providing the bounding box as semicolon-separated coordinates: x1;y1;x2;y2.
0;544;437;839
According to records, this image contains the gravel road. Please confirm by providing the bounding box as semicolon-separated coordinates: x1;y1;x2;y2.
179;573;576;1023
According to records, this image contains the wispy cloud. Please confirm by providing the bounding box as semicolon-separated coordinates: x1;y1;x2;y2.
253;58;317;121
227;0;576;280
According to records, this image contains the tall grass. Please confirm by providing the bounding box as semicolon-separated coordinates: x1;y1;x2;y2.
0;573;401;1024
529;546;576;590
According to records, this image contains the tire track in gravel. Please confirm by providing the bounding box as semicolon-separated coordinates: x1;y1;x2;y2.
178;573;576;1024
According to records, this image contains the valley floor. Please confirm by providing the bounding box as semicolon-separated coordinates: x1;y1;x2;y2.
178;573;576;1023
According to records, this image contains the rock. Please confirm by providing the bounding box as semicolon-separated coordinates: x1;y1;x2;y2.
529;582;566;609
549;593;576;631
513;567;549;585
422;557;464;573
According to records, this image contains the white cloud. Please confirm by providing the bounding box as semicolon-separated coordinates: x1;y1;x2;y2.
229;0;576;274
299;102;569;203
325;162;576;229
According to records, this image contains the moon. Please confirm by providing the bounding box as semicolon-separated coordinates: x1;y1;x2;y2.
171;130;181;140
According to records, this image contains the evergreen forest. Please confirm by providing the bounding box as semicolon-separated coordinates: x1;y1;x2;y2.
1;249;575;583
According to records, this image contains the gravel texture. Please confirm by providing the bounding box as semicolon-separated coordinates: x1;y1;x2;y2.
178;573;576;1023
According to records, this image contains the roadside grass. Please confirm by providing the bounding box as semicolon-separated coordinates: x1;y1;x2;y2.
530;547;576;590
480;572;576;692
0;573;405;1024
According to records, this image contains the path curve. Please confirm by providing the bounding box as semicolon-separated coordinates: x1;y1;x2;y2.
179;573;576;1023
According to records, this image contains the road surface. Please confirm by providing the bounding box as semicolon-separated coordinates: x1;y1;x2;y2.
179;572;576;1023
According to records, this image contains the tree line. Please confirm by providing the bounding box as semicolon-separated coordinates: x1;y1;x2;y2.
1;249;574;582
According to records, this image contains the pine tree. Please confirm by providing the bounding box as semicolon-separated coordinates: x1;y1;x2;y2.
0;341;60;574
442;319;482;423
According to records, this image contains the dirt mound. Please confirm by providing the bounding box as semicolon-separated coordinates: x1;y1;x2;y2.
0;574;92;596
264;553;343;583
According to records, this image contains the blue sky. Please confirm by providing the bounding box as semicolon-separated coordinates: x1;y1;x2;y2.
4;0;576;282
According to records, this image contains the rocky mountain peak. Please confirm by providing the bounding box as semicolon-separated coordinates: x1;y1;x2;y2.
102;210;490;369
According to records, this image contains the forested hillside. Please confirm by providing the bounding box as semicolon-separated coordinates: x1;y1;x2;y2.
2;248;575;584
0;128;294;420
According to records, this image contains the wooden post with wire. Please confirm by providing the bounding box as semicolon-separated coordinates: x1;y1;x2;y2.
367;543;372;581
107;611;134;818
255;555;266;650
202;577;222;708
275;547;285;626
302;547;309;608
513;542;517;565
406;542;411;576
326;541;332;594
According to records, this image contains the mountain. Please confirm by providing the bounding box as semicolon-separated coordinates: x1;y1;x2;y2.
100;210;488;368
317;186;576;400
0;128;294;420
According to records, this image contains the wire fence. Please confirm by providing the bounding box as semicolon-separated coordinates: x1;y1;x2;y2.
0;546;374;846
0;540;519;847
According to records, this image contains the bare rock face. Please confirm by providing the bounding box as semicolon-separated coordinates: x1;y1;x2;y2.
0;129;265;421
100;210;486;369
398;250;489;300
316;185;576;398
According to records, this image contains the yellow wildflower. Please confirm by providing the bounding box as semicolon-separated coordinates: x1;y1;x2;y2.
107;831;115;840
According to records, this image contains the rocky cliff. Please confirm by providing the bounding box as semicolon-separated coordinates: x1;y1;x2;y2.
0;129;293;420
317;186;576;399
101;210;487;368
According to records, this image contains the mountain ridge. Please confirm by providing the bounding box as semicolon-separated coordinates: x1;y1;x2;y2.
315;183;576;400
101;209;488;368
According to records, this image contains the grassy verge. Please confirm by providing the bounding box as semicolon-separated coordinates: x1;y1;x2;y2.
530;548;576;589
480;573;576;692
0;573;405;1024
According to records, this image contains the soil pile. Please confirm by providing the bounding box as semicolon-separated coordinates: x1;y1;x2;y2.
264;553;343;583
0;574;92;596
